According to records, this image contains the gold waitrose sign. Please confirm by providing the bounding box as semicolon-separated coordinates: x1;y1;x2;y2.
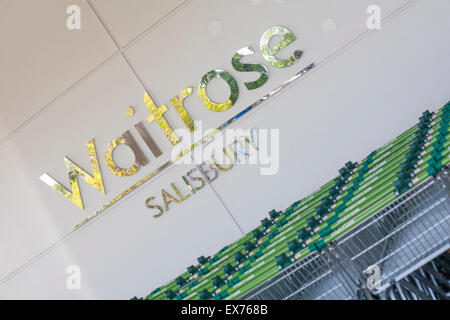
39;26;314;229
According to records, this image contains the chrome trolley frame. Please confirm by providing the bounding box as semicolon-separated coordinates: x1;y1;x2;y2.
240;168;450;300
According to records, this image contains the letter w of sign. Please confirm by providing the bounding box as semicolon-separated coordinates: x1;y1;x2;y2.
40;140;105;210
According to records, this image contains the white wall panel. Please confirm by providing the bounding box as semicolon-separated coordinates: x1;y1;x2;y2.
0;0;116;142
0;163;243;299
125;0;410;140
90;0;187;46
209;0;450;232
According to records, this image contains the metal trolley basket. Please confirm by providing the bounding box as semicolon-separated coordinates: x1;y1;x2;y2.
240;169;450;300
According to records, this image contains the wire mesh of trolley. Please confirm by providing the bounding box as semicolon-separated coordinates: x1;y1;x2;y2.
381;252;450;300
240;169;450;300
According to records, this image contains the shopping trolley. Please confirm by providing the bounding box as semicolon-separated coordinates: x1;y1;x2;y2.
240;168;450;300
